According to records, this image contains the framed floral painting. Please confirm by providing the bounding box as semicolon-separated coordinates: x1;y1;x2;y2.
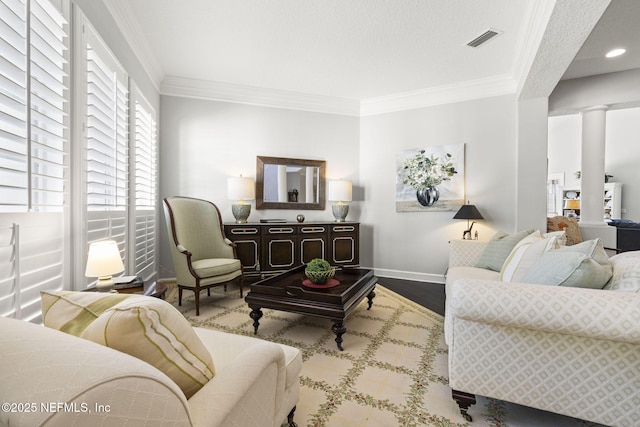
396;144;465;212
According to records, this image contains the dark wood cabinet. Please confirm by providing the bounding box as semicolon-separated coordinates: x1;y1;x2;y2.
224;222;359;276
329;224;359;267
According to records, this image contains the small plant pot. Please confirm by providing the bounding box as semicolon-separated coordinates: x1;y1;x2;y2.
305;268;335;284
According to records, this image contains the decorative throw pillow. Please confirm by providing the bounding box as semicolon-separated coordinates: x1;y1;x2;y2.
604;251;640;292
475;229;534;272
500;231;558;282
80;296;215;398
521;238;613;289
546;216;582;246
41;290;140;336
543;230;567;246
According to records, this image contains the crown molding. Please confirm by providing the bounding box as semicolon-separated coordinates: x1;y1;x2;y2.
103;0;164;91
161;76;361;116
513;0;556;99
359;75;517;116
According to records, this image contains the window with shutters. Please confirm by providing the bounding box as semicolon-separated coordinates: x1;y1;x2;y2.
0;0;69;321
76;11;129;288
130;87;157;282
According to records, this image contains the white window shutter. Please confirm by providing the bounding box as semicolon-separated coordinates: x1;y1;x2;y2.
30;0;68;212
0;0;68;322
131;87;157;281
0;0;28;212
80;14;128;288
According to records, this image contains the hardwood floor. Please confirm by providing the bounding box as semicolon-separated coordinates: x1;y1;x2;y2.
378;277;445;316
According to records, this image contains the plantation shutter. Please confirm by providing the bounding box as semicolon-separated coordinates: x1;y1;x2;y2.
0;0;68;322
30;0;67;211
0;0;28;212
82;16;129;288
131;88;157;281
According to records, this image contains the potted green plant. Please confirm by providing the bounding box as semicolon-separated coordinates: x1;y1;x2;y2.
305;258;335;284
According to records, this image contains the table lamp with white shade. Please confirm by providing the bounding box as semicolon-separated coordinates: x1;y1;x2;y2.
85;240;125;292
328;179;352;222
228;175;255;223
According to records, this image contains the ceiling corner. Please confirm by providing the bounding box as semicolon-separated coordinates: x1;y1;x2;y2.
103;0;165;91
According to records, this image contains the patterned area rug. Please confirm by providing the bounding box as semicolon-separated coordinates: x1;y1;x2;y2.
171;283;598;427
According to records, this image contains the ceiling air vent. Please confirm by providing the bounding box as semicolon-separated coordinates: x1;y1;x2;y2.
467;28;502;48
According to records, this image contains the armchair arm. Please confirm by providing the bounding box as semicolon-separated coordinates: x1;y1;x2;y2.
176;244;191;255
450;279;640;344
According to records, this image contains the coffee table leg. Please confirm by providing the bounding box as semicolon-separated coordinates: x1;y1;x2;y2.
250;308;263;334
367;289;376;310
332;321;346;351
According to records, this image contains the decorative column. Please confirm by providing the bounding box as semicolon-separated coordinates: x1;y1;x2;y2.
580;105;608;225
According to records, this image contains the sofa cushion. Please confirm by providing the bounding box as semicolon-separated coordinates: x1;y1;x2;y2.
474;229;534;272
605;251;640;292
41;290;140;336
78;296;215;398
521;238;613;289
192;258;242;277
499;231;558;282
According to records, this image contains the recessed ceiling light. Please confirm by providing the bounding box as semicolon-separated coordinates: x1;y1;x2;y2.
605;48;626;58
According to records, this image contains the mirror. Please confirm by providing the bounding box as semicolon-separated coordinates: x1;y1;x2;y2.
256;156;326;210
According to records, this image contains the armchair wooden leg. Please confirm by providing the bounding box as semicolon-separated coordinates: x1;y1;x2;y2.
178;288;183;306
287;406;297;427
239;275;244;298
452;389;475;422
194;290;200;316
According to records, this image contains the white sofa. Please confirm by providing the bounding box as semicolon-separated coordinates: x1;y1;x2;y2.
0;315;302;427
445;239;640;427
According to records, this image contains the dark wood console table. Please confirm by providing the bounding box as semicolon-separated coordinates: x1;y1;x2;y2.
224;221;359;277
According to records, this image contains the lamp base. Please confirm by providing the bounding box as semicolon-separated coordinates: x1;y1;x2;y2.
332;203;349;222
95;276;115;293
232;203;251;224
462;221;476;240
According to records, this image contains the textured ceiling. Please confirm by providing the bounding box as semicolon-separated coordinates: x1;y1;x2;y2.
109;0;639;102
561;0;640;80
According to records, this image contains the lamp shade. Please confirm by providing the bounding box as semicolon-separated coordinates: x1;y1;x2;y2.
85;240;124;278
328;180;352;202
564;199;580;210
227;176;255;201
453;204;484;220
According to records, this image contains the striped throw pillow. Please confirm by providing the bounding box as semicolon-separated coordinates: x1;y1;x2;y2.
80;296;215;398
41;290;139;336
500;231;559;282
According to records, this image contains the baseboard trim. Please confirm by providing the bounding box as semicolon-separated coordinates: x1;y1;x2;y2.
370;268;445;284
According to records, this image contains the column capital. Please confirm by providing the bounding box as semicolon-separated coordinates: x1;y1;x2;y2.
581;105;609;113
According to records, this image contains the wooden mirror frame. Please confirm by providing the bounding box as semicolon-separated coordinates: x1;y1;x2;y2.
255;156;326;210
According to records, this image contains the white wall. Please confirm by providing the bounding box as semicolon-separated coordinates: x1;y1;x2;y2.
158;96;360;277
548;108;640;220
548;114;582;189
606;108;640;219
359;94;519;282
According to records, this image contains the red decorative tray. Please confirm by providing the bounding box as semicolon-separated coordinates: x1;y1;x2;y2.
302;278;340;289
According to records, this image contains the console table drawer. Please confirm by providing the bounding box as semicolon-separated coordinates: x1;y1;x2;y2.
224;222;359;274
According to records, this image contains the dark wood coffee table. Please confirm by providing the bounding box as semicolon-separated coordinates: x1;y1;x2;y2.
245;265;377;351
